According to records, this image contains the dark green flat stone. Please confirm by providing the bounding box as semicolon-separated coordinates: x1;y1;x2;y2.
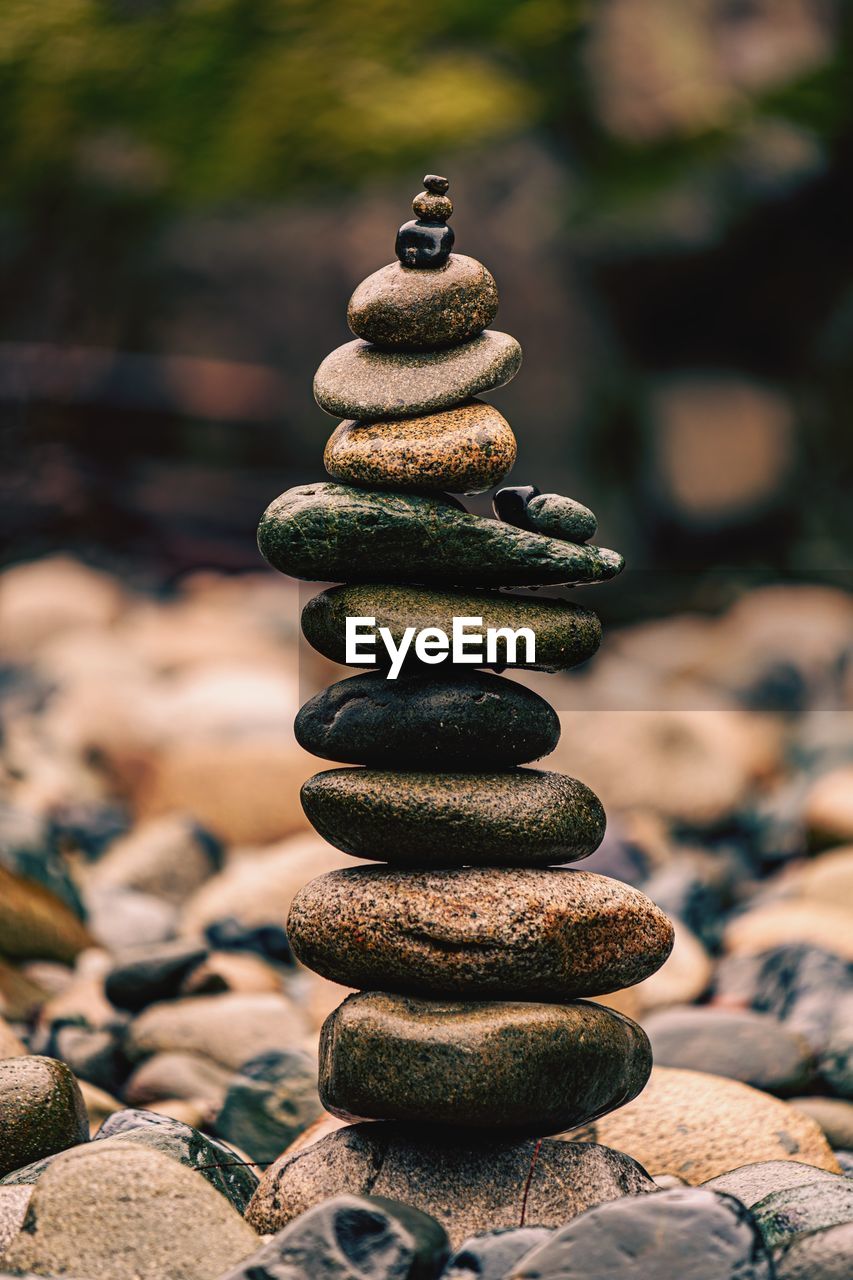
319;992;651;1135
294;671;560;768
301;584;602;674
258;484;623;588
300;768;605;867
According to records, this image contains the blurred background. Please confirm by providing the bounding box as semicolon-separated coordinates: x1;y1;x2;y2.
0;1;852;1163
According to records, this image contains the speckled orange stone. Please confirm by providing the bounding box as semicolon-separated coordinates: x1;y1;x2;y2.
324;400;517;494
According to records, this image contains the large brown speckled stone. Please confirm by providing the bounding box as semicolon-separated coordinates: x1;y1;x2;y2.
324;401;516;494
246;1122;655;1249
347;255;499;350
259;484;623;588
313;332;521;420
287;867;674;999
300;768;605;867
301;584;602;673
320;992;652;1134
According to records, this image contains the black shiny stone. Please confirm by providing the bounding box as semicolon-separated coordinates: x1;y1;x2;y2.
205;917;295;965
219;1193;450;1280
492;486;540;531
104;939;209;1013
396;219;454;268
424;174;450;194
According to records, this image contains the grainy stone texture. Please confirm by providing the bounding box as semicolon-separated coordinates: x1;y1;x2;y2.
324;401;516;494
0;1142;256;1279
347;255;498;349
703;1160;845;1208
294;672;560;769
752;1179;853;1250
643;1006;814;1095
526;494;598;543
507;1186;774;1280
0;1187;31;1256
314;332;520;420
214;1050;323;1167
300;768;605;867
287;867;674;999
773;1221;853;1278
443;1228;554;1280
0;1057;88;1179
301;584;602;674
563;1066;841;1182
246;1122;655;1249
319;992;651;1134
259;484;623;588
219;1193;450;1280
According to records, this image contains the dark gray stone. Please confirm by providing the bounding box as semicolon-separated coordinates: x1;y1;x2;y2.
442;1228;553;1280
301;584;602;675
218;1193;450;1280
300;768;605;868
214;1050;322;1167
104;939;209;1012
752;1180;853;1250
258;484;623;588
246;1123;655;1249
507;1187;774;1279
294;672;560;769
319;992;651;1135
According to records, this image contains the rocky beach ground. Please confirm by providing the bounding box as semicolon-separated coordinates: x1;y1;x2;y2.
2;176;853;1276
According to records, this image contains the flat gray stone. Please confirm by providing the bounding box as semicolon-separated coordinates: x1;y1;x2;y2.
313;331;520;419
643;1007;813;1095
258;484;623;588
702;1160;846;1209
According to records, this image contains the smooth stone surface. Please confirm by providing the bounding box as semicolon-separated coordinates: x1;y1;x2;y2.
347;255;498;350
214;1050;322;1167
643;1006;813;1095
300;768;605;867
314;332;520;420
294;672;560;769
507;1186;774;1280
773;1220;853;1278
752;1179;853;1249
703;1159;845;1208
563;1066;841;1182
0;1143;256;1279
0;1057;88;1179
220;1194;450;1280
124;992;309;1071
260;484;622;587
319;992;651;1134
443;1228;554;1280
123;1051;234;1109
0;867;91;964
104;939;208;1012
90;814;222;906
287;867;674;999
789;1096;853;1149
396;218;454;268
4;1109;258;1214
324;401;516;494
302;585;602;674
246;1123;655;1249
494;490;597;543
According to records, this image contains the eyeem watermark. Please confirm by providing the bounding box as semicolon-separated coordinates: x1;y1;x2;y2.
345;615;536;679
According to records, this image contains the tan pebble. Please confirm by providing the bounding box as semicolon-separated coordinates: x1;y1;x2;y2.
805;765;853;849
723;901;853;960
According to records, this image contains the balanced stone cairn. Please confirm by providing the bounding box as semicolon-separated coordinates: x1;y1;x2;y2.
258;177;675;1144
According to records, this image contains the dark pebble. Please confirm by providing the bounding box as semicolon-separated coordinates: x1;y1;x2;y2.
396;219;454;268
214;1050;322;1167
104;939;209;1013
0;1057;88;1180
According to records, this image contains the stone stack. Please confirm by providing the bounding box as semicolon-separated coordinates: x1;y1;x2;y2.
258;177;674;1140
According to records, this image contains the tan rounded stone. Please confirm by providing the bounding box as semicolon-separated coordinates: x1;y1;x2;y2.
324;401;516;494
561;1066;841;1183
347;254;498;350
0;867;91;965
723;901;853;960
805;765;853;849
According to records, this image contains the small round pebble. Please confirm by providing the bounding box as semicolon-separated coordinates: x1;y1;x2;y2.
413;191;453;220
494;488;598;543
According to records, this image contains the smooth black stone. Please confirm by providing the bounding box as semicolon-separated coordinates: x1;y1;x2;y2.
104;939;209;1012
397;219;454;268
37;1021;129;1094
214;1050;322;1167
492;486;540;530
294;672;560;769
204;918;295;965
220;1193;450;1280
507;1187;774;1280
443;1229;554;1280
424;175;450;194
